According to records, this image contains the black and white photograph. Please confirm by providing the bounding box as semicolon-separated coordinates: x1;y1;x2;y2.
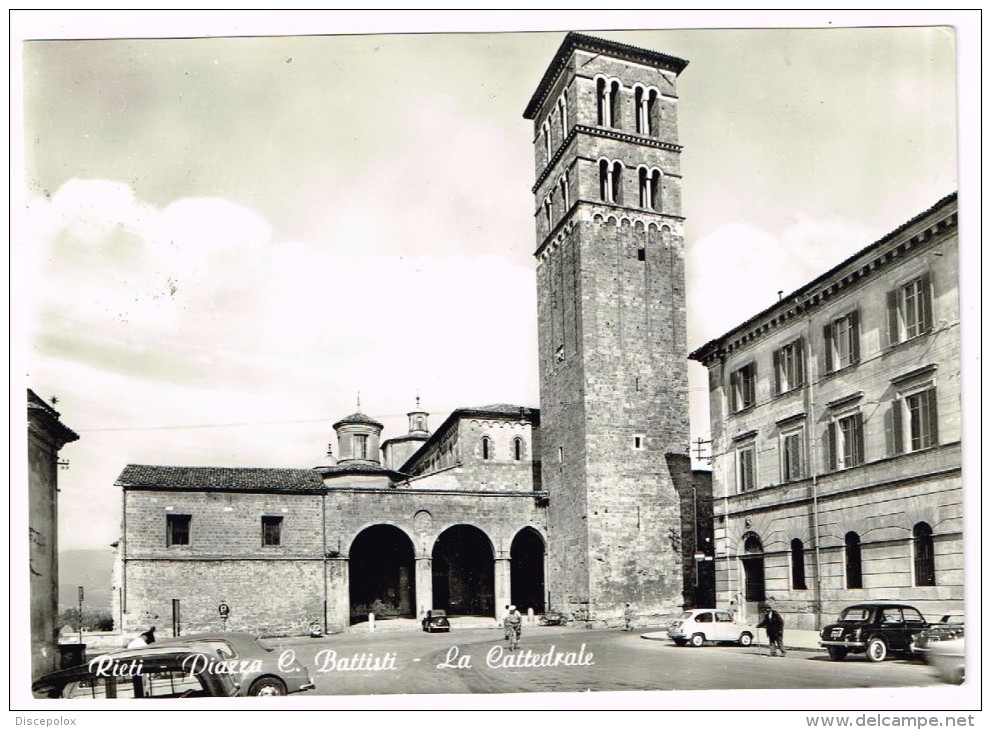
12;10;980;718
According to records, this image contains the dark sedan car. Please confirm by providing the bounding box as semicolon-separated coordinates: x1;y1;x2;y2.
153;632;314;696
422;609;450;633
819;603;929;662
32;647;239;699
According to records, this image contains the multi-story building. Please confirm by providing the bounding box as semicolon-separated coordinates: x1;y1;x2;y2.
689;193;961;630
28;389;79;677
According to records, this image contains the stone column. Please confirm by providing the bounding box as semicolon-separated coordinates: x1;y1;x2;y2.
414;556;433;618
494;557;512;620
325;558;350;633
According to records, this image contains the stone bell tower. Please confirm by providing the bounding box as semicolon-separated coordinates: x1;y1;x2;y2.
523;33;691;617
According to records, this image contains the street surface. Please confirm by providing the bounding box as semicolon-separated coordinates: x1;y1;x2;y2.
264;624;940;696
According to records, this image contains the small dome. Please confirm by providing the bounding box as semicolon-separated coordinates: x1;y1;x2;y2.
332;411;383;430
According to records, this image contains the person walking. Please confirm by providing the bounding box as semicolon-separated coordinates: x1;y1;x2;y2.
623;603;635;632
504;605;522;650
757;606;785;657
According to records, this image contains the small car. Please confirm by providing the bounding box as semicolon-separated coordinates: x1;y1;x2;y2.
911;613;964;652
32;646;240;699
819;602;929;662
421;609;451;633
538;610;569;626
667;608;757;647
923;637;964;684
151;631;315;696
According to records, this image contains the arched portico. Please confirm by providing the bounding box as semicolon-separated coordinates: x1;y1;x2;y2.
431;524;494;616
348;524;416;624
510;527;546;614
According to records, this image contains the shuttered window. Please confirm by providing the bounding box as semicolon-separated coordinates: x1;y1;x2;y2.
887;273;934;346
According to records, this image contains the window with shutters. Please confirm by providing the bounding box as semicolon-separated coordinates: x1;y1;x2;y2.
823;311;860;373
889;385;939;455
774;338;806;394
729;362;757;413
887;273;934;346
353;434;369;460
826;411;864;471
845;532;863;589
913;522;936;586
736;441;757;493
781;427;804;482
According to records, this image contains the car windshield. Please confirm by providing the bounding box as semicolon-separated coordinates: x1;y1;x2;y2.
839;607;872;622
253;637;275;652
432;610;447;617
677;611;694;620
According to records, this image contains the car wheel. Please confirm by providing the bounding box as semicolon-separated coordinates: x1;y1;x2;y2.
249;677;287;697
690;633;705;647
672;638;687;647
866;637;888;663
739;632;753;647
827;647;848;662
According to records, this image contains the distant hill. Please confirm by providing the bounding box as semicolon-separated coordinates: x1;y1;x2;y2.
59;549;114;613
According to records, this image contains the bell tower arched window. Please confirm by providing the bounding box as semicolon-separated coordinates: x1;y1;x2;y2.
597;77;621;128
559;173;570;213
481;436;492;461
599;159;623;204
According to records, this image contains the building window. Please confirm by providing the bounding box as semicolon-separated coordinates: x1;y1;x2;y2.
513;437;524;461
887;273;933;345
790;538;807;590
638;167;661;211
913;522;936;586
736;443;756;493
262;516;283;547
845;531;863;589
353;434;368;460
826;412;864;471
542;121;551;160
481;436;492;460
543;196;553;229
559;173;570;213
907;387;938;452
557;92;568;139
599;159;623;204
597;77;620;127
635;86;659;136
781;428;804;482
823;311;860;372
774;338;806;394
557;446;564;464
166;514;191;547
730;362;757;413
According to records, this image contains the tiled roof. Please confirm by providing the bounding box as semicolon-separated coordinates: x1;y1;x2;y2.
116;464;324;492
332;411;384;429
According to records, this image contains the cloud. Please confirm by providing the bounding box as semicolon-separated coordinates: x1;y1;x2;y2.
686;213;877;346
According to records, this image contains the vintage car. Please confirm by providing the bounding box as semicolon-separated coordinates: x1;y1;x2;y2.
923;637;965;684
32;646;240;699
538;610;569;626
819;602;929;662
422;609;451;633
667;608;757;647
911;613;965;651
152;631;315;696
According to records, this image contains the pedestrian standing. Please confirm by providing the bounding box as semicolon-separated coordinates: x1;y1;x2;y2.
756;606;785;657
623;603;635;632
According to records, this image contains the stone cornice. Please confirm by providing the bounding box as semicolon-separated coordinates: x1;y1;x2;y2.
689;193;957;367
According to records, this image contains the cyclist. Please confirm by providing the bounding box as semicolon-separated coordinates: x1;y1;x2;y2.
503;605;522;651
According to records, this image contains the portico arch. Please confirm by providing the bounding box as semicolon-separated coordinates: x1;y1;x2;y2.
348;524;415;624
510;527;546;614
431;524;494;616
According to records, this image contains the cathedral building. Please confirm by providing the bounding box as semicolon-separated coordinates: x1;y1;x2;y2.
112;32;708;636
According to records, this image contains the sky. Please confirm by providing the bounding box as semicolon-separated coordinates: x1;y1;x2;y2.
11;11;973;559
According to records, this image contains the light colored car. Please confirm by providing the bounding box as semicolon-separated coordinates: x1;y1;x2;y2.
925;637;964;684
667;608;756;647
152;632;314;696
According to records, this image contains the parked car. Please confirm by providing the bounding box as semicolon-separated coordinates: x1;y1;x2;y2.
422;609;450;633
152;632;314;696
819;603;929;662
538;610;569;626
667;608;756;647
32;646;240;699
924;637;965;684
911;613;965;652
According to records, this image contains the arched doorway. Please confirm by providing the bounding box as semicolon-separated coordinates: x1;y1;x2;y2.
349;525;415;624
741;533;766;617
510;527;546;614
432;525;494;616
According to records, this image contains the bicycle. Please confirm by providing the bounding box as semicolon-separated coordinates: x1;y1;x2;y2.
506;626;521;651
